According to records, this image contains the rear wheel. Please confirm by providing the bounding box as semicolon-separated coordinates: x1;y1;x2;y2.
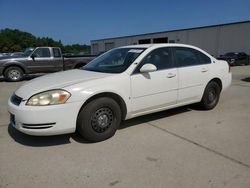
4;66;24;82
77;97;121;142
200;81;221;110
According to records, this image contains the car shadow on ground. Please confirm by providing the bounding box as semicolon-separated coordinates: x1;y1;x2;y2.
241;77;250;82
8;125;93;147
119;106;191;129
8;106;193;147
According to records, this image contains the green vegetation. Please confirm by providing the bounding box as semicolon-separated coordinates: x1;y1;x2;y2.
0;28;90;54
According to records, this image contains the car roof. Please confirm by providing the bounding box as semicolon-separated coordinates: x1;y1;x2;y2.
118;43;214;58
119;43;200;49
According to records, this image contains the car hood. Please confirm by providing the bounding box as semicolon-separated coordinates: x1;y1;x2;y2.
15;69;113;99
0;56;26;61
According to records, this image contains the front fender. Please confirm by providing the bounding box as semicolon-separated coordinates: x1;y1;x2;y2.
64;75;132;118
1;61;28;73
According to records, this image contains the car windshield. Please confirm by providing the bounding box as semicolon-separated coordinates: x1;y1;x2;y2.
83;48;145;73
23;48;34;56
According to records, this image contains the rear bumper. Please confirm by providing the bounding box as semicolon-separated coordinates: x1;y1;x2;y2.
222;72;232;91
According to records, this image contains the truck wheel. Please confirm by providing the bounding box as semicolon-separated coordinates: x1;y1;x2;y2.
77;97;121;142
4;66;24;82
200;81;221;110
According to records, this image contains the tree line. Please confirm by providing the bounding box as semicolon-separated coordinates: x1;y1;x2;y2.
0;28;90;54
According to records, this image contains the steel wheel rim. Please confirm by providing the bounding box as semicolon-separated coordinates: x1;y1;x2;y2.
207;88;216;104
91;107;113;133
8;70;21;80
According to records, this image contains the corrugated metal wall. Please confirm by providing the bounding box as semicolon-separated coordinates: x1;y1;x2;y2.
91;22;250;57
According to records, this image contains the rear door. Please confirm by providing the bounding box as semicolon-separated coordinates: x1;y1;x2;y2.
130;47;178;115
51;48;63;71
173;47;211;104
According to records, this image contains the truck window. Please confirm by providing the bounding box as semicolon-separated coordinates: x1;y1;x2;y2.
53;48;62;58
32;48;51;58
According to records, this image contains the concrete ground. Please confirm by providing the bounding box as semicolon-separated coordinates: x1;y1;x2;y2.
0;67;250;188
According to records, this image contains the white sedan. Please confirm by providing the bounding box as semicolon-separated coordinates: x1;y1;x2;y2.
8;44;231;142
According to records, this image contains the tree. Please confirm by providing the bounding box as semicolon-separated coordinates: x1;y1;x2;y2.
0;28;90;54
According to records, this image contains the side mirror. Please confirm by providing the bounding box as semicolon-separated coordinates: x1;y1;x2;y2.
30;54;35;60
140;63;157;73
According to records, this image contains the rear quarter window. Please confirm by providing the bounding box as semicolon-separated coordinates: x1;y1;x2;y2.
199;51;211;64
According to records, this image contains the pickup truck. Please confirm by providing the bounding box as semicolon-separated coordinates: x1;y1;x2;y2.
0;47;96;81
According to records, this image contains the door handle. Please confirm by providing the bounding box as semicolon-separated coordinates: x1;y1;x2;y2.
201;68;208;72
167;73;176;78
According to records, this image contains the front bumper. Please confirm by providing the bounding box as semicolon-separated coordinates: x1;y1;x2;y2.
8;96;84;136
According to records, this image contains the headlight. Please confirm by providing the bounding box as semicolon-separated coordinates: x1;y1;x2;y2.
26;89;71;106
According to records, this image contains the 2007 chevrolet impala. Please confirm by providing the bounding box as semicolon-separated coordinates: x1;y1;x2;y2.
8;44;232;142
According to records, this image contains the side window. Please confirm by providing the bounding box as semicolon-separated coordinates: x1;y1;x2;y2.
53;48;61;58
32;48;51;58
174;47;211;67
134;47;173;73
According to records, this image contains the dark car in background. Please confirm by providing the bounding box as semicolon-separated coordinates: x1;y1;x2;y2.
217;52;249;66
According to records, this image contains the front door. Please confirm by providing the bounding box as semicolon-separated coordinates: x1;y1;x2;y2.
130;47;178;115
28;47;54;73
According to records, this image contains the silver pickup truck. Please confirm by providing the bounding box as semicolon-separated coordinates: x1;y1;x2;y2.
0;47;96;81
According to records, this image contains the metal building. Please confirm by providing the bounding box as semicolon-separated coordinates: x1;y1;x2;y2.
91;21;250;57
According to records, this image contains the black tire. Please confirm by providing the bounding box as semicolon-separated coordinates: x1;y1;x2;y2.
77;97;121;142
4;66;24;82
200;81;221;110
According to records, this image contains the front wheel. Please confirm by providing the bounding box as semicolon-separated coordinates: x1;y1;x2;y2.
199;82;221;110
4;66;24;82
77;97;121;142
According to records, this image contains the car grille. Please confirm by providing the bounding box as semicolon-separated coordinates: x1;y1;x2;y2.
10;94;23;106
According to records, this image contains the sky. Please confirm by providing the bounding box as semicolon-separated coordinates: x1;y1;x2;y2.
0;0;249;45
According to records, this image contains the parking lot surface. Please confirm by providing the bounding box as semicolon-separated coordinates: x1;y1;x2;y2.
0;67;250;188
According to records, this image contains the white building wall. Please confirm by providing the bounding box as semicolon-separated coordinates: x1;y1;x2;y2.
186;27;219;56
91;22;250;57
218;23;250;55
